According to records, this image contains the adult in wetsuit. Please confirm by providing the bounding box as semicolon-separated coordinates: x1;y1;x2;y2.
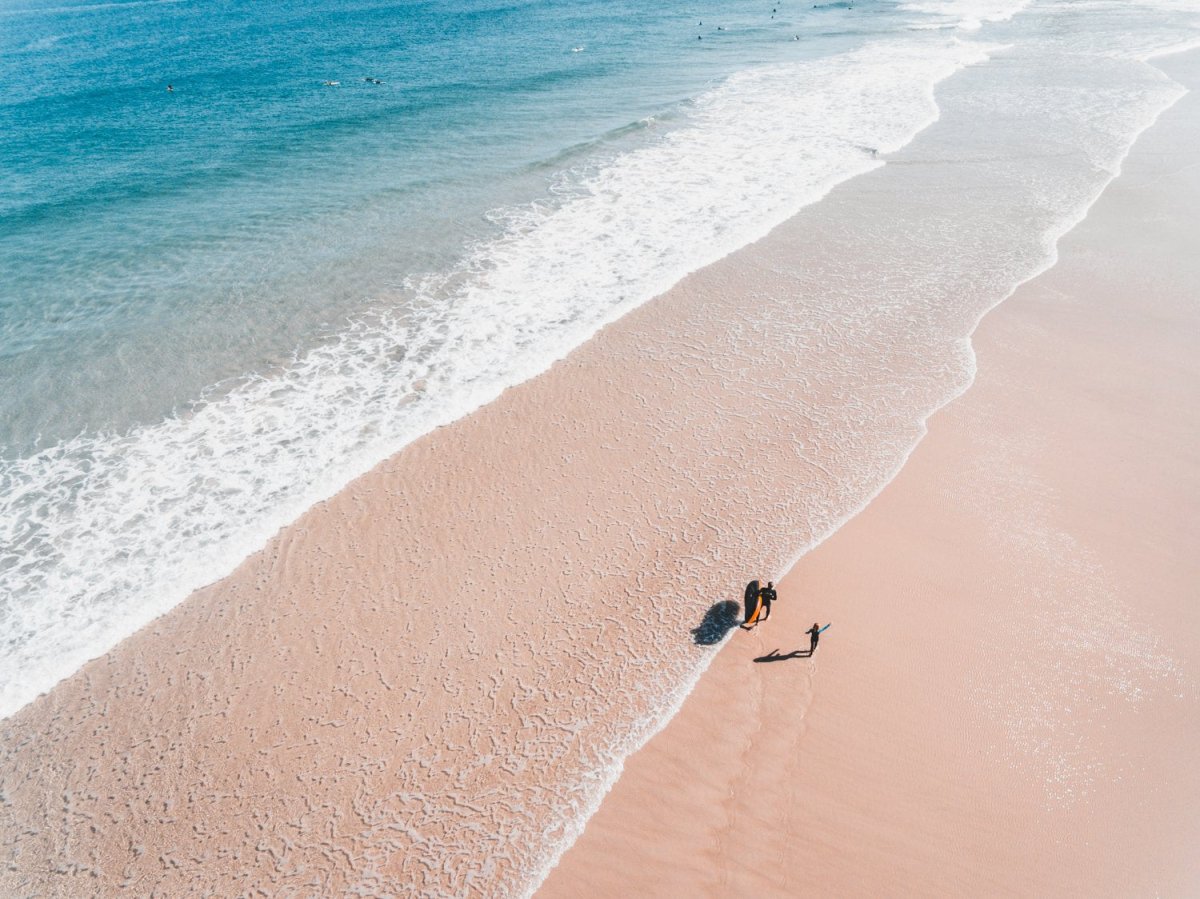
758;581;777;622
806;622;822;654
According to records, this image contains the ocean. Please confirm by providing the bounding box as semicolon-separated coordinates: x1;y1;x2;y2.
1;0;1198;728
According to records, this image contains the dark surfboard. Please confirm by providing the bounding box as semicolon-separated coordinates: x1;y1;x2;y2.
744;579;762;625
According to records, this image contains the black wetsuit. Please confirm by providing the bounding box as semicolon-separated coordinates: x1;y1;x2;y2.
759;585;777;620
806;624;820;653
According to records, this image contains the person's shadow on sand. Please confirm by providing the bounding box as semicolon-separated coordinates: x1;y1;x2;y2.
692;600;741;645
753;648;812;663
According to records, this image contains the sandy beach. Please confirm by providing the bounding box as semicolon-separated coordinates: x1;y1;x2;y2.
3;24;1198;899
540;50;1200;898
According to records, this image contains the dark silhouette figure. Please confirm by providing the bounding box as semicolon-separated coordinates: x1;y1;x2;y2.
692;600;741;645
758;581;777;622
806;622;822;654
754;623;827;662
741;579;777;630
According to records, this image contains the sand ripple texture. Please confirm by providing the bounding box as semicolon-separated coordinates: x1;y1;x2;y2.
3;1;1198;896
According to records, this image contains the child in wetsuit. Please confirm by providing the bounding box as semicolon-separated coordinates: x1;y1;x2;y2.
806;622;821;654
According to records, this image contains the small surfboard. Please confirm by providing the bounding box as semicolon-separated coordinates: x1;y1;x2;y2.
744;580;763;626
819;623;831;634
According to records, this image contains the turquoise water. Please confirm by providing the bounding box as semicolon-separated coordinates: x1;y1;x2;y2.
0;0;877;447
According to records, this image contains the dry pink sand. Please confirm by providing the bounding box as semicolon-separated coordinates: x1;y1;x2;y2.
539;53;1200;899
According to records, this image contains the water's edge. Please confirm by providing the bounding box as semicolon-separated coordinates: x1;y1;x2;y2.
520;41;1196;899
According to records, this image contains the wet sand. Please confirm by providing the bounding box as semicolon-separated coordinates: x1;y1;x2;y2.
538;51;1200;898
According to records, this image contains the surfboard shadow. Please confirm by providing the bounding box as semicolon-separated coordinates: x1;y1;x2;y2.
754;648;812;663
692;600;741;646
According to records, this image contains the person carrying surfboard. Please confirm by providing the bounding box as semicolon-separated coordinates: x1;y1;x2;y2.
741;580;777;629
806;621;823;654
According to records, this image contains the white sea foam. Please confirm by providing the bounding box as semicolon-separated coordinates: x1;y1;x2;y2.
899;0;1031;31
0;36;997;719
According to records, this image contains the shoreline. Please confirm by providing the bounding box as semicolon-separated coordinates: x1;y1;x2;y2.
538;48;1200;898
0;24;996;724
4;30;1198;899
